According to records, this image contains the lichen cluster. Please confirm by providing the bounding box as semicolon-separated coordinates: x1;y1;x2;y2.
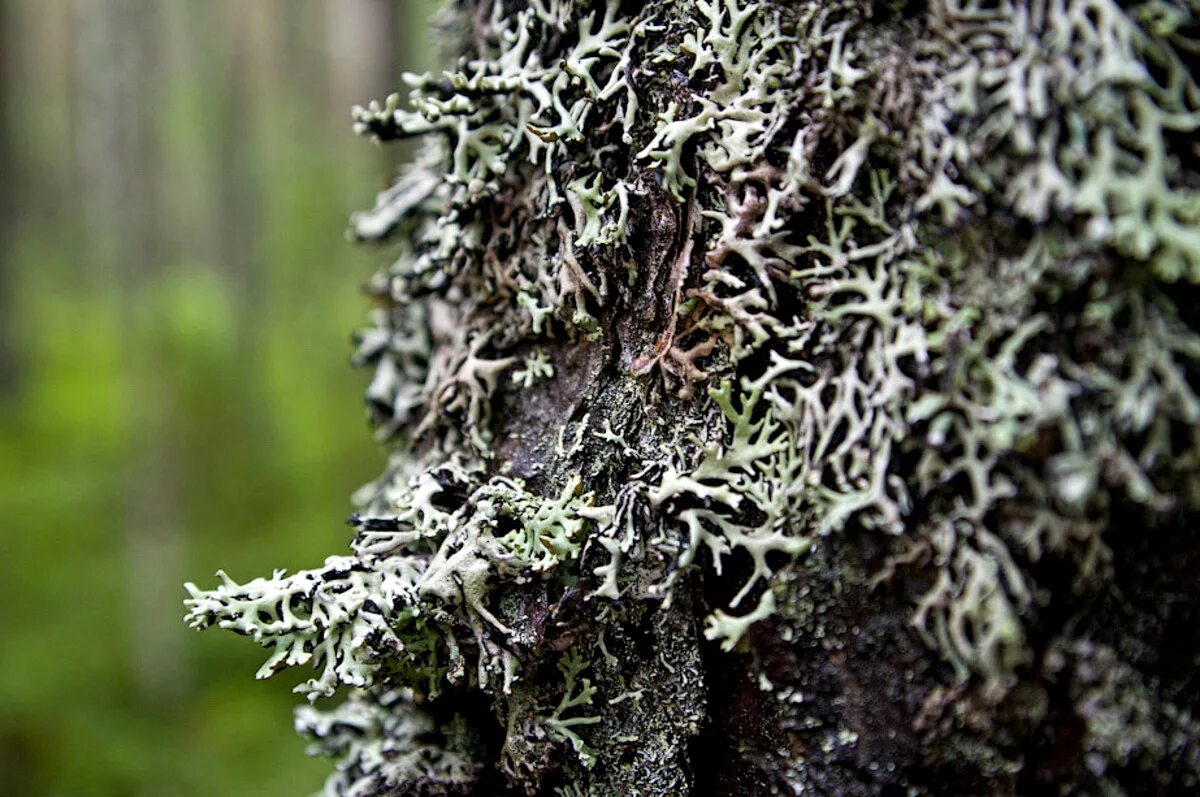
186;0;1200;793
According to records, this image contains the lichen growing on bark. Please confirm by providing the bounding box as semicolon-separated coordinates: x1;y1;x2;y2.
186;0;1200;794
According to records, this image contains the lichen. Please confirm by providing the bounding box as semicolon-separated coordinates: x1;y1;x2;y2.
186;0;1200;792
703;589;777;652
537;649;601;768
296;688;483;796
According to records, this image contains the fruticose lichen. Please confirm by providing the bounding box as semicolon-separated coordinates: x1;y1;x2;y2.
186;0;1200;793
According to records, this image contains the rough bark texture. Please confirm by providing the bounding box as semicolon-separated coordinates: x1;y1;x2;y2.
186;1;1200;795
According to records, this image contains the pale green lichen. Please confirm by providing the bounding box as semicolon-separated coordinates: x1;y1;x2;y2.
648;381;814;609
567;174;629;248
703;589;777;652
537;649;601;769
187;0;1200;791
185;461;603;703
296;688;482;796
184;556;408;700
616;0;1200;693
511;350;554;388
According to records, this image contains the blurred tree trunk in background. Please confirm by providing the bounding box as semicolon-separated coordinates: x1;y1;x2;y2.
73;0;186;705
325;0;404;175
0;0;13;397
213;1;266;322
74;0;164;289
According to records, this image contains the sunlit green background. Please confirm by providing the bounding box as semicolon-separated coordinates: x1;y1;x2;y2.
0;1;436;794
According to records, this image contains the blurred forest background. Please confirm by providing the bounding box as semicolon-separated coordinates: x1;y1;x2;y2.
0;1;437;794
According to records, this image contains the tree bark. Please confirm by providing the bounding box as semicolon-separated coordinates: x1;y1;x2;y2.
186;1;1200;795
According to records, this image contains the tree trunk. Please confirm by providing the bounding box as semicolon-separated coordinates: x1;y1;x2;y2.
185;1;1200;795
0;0;13;398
